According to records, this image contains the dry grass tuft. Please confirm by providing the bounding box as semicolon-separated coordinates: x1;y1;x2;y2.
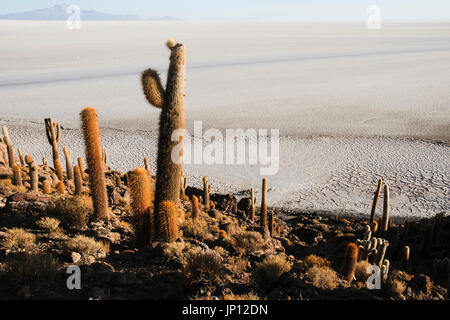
184;247;223;282
1;228;35;251
223;292;259;300
305;265;339;290
253;255;291;291
182;218;211;241
301;254;331;270
231;231;265;254
6;253;61;284
355;260;372;282
36;216;61;234
51;195;93;230
63;234;109;257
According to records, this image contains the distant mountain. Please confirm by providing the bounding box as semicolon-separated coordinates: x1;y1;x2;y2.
0;4;178;21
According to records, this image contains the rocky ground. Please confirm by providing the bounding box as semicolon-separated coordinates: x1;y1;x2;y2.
0;143;449;300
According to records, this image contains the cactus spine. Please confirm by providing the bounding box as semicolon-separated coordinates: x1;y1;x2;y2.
80;107;109;220
63;146;74;181
260;177;268;228
2;126;15;168
341;243;359;282
157;200;179;242
12;165;22;186
370;179;383;225
141;39;186;222
74;165;82;195
44;118;61;175
381;184;390;235
129;167;154;246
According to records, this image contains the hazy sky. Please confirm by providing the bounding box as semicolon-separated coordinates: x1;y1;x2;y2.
1;0;449;20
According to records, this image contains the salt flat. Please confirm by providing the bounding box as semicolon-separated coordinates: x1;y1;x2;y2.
0;21;449;218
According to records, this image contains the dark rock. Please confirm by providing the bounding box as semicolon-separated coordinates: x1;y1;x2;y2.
3;192;50;216
237;197;252;213
293;226;322;246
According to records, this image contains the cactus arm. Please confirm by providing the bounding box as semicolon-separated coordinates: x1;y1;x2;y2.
141;69;165;108
55;122;61;143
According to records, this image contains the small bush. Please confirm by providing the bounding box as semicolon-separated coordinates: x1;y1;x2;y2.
184;248;223;282
253;255;291;291
301;254;331;270
355;260;372;282
51;196;93;230
63;234;109;257
223;292;259;300
182;218;211;241
6;253;61;284
36;217;61;234
305;265;339;290
231;231;265;254
1;228;35;251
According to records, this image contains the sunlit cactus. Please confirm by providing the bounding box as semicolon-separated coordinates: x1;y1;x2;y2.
341;243;359;282
203;176;210;211
56;181;65;195
370;179;383;225
191;195;200;219
260;177;268;229
30;164;38;193
77;157;84;180
17;147;25;166
74;165;83;195
80;107;109;220
157;200;179;242
141;39;186;214
381;184;390;235
129;167;154;246
63;146;74;181
12;164;22;187
44;118;61;172
42;180;51;194
2;126;15;168
54;158;63;182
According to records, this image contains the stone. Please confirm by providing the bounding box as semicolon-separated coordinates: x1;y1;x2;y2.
71;252;81;263
3;192;50;216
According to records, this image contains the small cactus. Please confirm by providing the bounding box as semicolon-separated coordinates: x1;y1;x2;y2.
77;157;84;180
54;158;64;182
63;146;74;181
12;165;22;186
341;243;359;282
203;176;210;210
250;187;255;222
191;195;200;219
2;126;15;168
80;107;109;220
30;164;38;192
260;177;268;229
74;165;83;195
56;181;65;194
42;180;51;194
129;167;154;246
17;147;25;166
157;200;179;242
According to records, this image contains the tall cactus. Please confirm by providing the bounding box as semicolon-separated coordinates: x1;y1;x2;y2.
80;107;109;220
250;187;255;222
44;118;61;176
63;146;74;181
381;184;390;235
157;200;179;242
370;179;383;225
74;165;82;195
191;195;200;219
17;147;25;166
203;176;210;210
2;126;15;168
129;167;154;246
77;157;84;180
260;177;268;228
141;39;186;214
341;243;359;282
30;164;38;192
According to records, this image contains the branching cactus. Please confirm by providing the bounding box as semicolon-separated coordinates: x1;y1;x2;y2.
44;118;61;170
376;239;389;267
74;165;82;195
2;126;15;168
80;107;109;220
203;176;210;210
129;167;154;246
260;177;268;228
341;243;359;282
141;39;186;214
157;200;179;242
63;146;74;181
381;184;390;235
17;147;25;166
370;179;383;225
12;165;22;187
